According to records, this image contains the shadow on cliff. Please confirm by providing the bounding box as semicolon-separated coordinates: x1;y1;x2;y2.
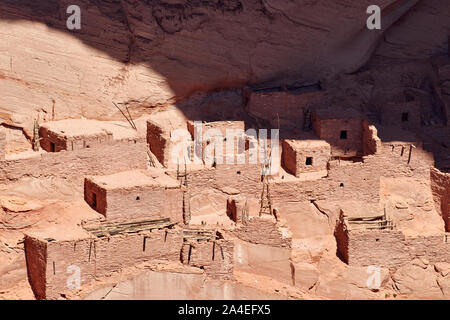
2;0;449;157
0;0;425;105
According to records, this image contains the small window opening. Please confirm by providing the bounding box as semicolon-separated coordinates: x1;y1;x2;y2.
340;183;344;187
50;142;56;152
305;157;313;166
340;130;347;140
136;196;140;201
402;112;409;122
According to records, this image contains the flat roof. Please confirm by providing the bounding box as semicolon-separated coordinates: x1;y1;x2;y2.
88;169;180;190
147;109;188;133
41;119;139;140
284;138;330;149
25;227;92;242
340;201;382;219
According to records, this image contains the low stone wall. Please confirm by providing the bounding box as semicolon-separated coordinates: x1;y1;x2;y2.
24;228;183;300
346;230;409;268
181;239;234;280
336;227;450;268
0;139;148;184
231;217;291;248
84;178;183;223
39;126;114;152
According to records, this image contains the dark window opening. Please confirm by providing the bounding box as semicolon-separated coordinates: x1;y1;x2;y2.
340;183;344;187
85;145;90;149
375;238;380;242
402;112;409;122
236;171;241;175
340;130;347;140
405;93;415;102
136;196;140;201
305;157;313;166
50;142;56;152
92;193;97;209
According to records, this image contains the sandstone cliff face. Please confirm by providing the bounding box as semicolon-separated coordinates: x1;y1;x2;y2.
0;0;449;134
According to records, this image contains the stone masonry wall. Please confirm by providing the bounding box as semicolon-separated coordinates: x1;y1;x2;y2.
181;239;234;280
147;120;172;167
313;118;363;156
24;236;47;300
25;228;183;300
231;217;291;248
245;90;325;129
39;126;114;152
0;139;148;184
84;180;183;223
281;139;330;177
431;168;450;231
341;230;450;268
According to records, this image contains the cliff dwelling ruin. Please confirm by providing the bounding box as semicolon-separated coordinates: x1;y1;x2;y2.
0;0;449;302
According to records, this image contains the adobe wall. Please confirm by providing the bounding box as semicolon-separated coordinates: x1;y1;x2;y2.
272;159;380;205
181;239;234;280
338;228;450;268
39;126;114;152
186;164;261;200
214;164;261;198
84;180;183;223
281;140;330;177
312;114;364;157
227;195;248;223
244;90;325;128
380;101;422;129
272;141;433;207
347;230;409;268
147;120;173;167
24;236;47;300
365;143;434;181
430;168;450;231
406;236;450;264
187;120;245;138
0;140;148;184
231;217;291;248
25;228;183;300
362;120;381;156
84;179;107;215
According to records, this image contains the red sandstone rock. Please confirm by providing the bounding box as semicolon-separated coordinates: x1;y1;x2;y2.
0;0;450;302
